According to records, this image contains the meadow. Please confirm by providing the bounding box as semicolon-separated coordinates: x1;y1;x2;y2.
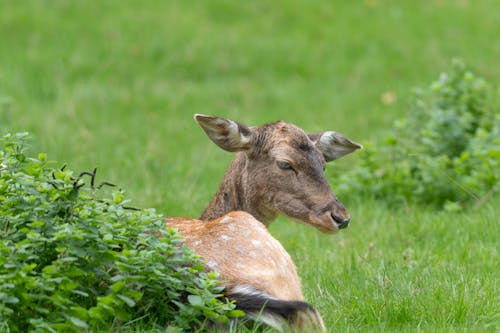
1;0;499;331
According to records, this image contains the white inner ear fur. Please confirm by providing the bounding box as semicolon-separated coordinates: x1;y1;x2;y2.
224;119;252;147
194;114;252;151
316;131;363;161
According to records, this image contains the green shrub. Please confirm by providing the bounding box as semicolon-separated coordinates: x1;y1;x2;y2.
0;133;237;332
334;60;500;210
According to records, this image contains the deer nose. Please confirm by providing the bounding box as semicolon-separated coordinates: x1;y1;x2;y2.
332;213;350;229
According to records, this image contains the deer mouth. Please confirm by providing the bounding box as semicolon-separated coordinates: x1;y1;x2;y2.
305;212;343;234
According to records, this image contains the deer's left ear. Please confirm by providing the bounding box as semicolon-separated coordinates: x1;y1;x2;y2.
308;131;363;162
194;114;254;152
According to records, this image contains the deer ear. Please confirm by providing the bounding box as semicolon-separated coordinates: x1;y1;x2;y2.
194;114;253;152
308;131;363;162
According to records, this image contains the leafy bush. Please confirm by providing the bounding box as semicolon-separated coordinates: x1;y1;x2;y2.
0;133;237;332
334;60;500;210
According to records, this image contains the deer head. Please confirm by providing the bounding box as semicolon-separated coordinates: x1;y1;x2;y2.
195;114;362;234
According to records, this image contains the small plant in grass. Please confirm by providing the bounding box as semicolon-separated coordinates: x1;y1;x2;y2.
334;60;500;209
0;133;239;332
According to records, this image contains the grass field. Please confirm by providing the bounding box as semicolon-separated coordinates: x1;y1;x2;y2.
1;0;499;331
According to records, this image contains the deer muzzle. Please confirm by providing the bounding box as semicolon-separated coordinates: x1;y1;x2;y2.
318;196;351;232
331;213;350;229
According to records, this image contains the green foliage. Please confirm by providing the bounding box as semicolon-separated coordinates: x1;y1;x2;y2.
0;133;235;332
335;60;500;209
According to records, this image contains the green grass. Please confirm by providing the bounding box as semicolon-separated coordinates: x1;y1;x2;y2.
1;0;499;331
273;198;499;332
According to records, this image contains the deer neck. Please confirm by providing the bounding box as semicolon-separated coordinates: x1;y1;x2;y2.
199;153;277;224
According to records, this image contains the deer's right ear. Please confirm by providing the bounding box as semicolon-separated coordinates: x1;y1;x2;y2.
194;114;253;152
308;131;363;162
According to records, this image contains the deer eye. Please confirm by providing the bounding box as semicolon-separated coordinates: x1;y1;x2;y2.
277;161;293;171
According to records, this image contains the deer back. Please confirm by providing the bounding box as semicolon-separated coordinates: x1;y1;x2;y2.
167;211;303;301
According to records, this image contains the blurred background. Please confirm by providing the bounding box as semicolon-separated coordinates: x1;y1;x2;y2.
1;0;498;214
1;1;499;330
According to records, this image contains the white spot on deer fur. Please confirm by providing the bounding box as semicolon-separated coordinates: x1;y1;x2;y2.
191;240;202;247
236;247;245;254
251;239;261;247
220;234;231;241
278;266;287;278
258;269;278;280
231;285;274;299
206;260;218;270
249;251;257;258
220;216;233;224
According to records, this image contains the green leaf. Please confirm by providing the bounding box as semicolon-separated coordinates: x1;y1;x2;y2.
117;294;136;307
71;290;89;297
69;317;89;329
187;295;204;307
202;309;218;319
227;309;245;318
110;281;126;292
71;306;89;319
113;191;124;204
0;294;19;304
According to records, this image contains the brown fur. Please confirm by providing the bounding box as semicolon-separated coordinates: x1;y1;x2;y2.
168;211;302;301
198;118;362;233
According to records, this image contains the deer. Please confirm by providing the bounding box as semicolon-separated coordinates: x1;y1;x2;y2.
166;115;362;331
